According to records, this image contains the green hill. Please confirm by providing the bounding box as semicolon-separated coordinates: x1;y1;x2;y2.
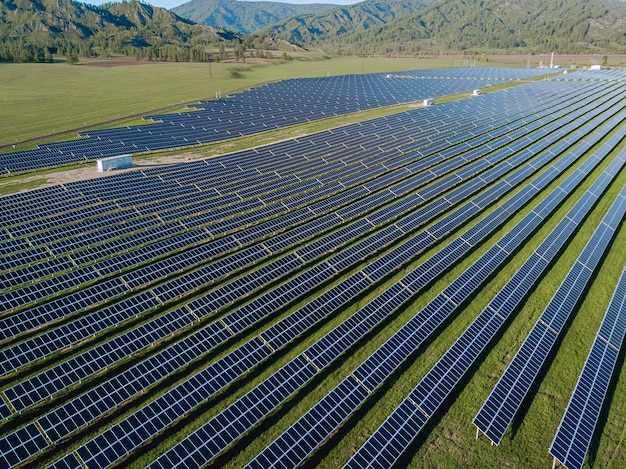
255;0;626;54
0;0;234;62
172;0;339;34
259;0;433;48
2;0;626;63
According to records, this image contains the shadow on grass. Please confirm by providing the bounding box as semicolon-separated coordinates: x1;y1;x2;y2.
587;333;626;466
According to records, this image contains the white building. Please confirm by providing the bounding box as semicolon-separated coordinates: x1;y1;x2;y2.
96;154;133;172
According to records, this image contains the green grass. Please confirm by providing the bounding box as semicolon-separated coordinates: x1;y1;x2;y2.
0;178;47;196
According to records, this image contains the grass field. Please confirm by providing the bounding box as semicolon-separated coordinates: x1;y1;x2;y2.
1;54;625;469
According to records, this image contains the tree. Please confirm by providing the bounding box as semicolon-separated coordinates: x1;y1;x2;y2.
234;42;246;63
66;53;79;64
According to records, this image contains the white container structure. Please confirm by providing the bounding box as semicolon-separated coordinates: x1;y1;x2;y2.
96;154;133;172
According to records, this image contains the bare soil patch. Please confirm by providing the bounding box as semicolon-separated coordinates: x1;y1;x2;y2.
0;151;210;196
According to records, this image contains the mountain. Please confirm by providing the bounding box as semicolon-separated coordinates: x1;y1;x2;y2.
0;0;233;62
255;0;626;54
367;0;626;54
258;0;434;49
172;0;341;34
2;0;625;63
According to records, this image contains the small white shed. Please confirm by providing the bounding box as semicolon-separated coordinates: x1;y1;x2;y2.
96;154;133;172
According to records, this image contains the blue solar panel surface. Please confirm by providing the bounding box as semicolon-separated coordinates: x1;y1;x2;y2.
549;221;626;469
153;106;626;469
344;139;626;468
473;171;626;447
1;71;625;468
0;68;552;175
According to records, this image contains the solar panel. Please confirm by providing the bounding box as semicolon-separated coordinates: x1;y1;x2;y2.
45;453;82;469
0;80;584;308
154;209;501;468
246;220;523;468
345;399;428;469
0;401;11;421
346;124;626;467
0;423;48;467
474;177;626;445
1;70;537;175
549;338;617;469
144;179;525;468
6;76;626;469
550;251;626;469
0;265;101;315
39;150;528;454
176;96;624;468
38;321;232;444
5;306;194;412
144;356;317;469
0;277;127;343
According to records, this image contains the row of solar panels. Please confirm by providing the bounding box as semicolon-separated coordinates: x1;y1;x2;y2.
0;84;610;403
57;89;626;469
1;87;577;348
1;82;589;313
1;81;588;410
248;119;626;469
0;77;616;410
0;68;552;175
0;76;604;266
400;68;558;80
0;77;624;468
474;172;626;446
147;99;626;469
550;262;626;469
0;94;526;229
0;71;572;229
346;164;626;469
556;69;626;82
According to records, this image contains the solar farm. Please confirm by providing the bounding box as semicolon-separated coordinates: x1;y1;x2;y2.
0;67;625;469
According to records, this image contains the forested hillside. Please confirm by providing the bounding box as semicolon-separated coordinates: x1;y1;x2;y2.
2;0;626;63
172;0;338;34
0;0;234;63
258;0;433;49
256;0;626;54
